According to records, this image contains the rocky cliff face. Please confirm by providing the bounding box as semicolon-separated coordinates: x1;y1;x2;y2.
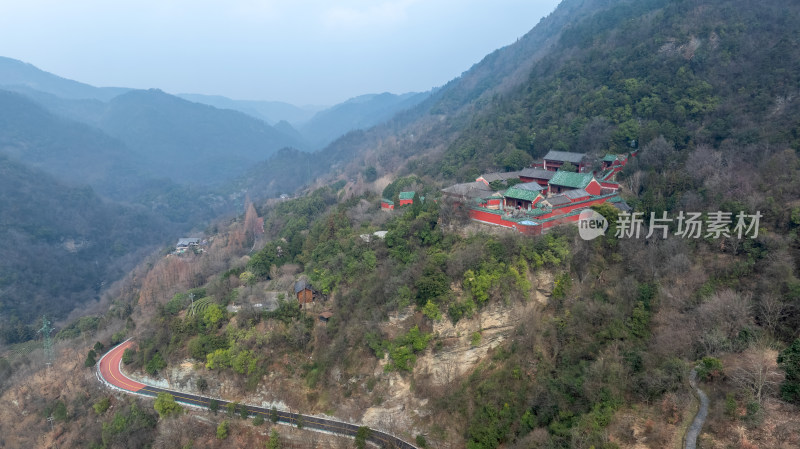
360;270;555;434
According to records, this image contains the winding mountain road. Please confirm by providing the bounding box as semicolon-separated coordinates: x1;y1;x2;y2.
97;340;416;449
685;368;709;449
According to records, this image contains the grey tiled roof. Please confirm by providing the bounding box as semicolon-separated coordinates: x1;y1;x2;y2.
294;279;312;294
544;195;571;206
562;189;590;199
519;168;555;180
515;182;545;191
177;238;200;247
478;171;521;183
543;150;586;164
441;182;494;199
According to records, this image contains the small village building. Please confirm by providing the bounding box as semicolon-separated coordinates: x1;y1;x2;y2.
476;171;521;186
398;191;416;206
518;167;555;187
176;237;201;249
503;183;545;210
548;171;602;195
542;150;588;172
319;311;333;323
599;153;631;181
380;199;394;210
294;279;314;307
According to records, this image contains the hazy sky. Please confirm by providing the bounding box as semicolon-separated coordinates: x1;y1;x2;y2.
0;0;560;105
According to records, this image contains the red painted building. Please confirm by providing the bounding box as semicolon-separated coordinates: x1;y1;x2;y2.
548;171;602;195
518;167;555;188
398;191;415;206
503;183;545;210
543;150;588;172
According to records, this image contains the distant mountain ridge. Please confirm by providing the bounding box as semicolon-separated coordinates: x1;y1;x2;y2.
94;88;303;187
180;91;433;149
0;56;129;101
0;89;143;197
299;91;430;149
176;93;323;126
0;56;433;157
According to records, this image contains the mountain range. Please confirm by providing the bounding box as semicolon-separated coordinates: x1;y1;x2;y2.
0;55;431;153
0;56;434;333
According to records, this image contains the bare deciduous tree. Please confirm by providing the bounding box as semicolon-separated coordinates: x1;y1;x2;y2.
728;346;782;404
758;295;787;337
624;170;643;195
695;290;753;355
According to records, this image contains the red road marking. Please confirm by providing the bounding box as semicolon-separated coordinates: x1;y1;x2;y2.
98;341;414;448
99;340;145;392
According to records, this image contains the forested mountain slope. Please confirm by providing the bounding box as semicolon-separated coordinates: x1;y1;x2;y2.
0;88;218;222
94;89;302;187
432;0;800;180
299;92;431;149
0;155;170;341
0;90;146;198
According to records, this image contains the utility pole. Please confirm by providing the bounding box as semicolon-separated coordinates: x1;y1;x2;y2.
38;316;54;367
47;415;59;449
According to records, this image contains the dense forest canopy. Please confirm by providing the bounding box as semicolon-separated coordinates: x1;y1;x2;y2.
434;0;799;182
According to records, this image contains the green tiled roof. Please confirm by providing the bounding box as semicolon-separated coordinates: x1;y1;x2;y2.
600;169;617;180
549;171;595;189
602;154;619;162
503;185;543;202
382;199;394;205
398;191;415;200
